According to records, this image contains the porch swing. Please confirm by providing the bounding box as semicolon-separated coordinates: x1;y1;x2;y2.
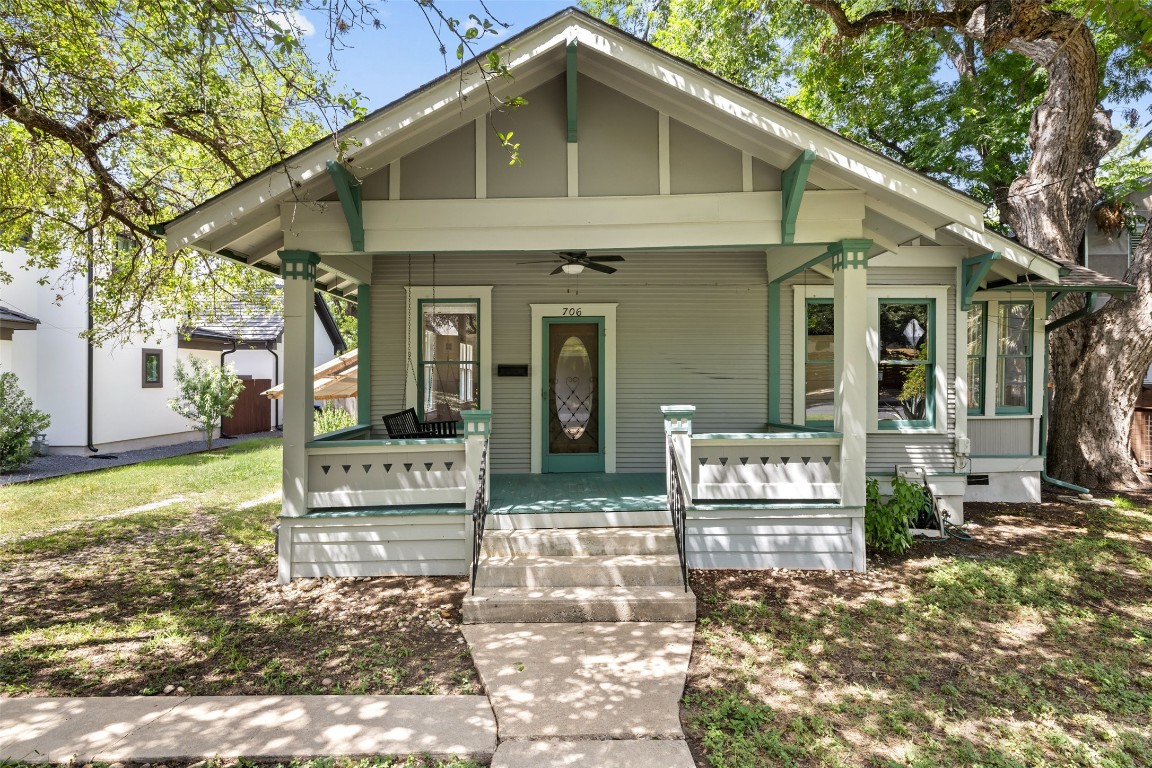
382;253;461;440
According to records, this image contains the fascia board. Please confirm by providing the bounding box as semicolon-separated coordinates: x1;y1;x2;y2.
571;25;987;230
166;19;576;257
939;223;1061;281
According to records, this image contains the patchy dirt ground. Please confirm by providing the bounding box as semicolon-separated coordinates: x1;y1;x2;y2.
682;489;1152;768
0;504;481;698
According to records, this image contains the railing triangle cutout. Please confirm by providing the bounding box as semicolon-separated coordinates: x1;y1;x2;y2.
342;465;351;473
781;456;791;464
424;462;433;471
383;463;392;472
445;462;454;471
362;464;372;473
739;457;749;466
719;456;728;466
321;465;331;475
698;458;708;466
761;457;770;465
823;455;833;465
404;463;413;472
801;456;811;465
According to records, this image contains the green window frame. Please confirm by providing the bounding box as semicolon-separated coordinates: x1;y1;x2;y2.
877;298;934;429
417;298;479;423
803;299;835;426
996;301;1033;414
966;302;986;415
142;349;163;388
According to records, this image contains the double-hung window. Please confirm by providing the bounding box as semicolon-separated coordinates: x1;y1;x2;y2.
966;302;986;415
803;299;835;426
996;301;1033;413
877;299;935;429
405;286;492;423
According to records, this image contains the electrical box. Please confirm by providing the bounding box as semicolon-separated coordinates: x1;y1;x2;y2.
955;436;971;455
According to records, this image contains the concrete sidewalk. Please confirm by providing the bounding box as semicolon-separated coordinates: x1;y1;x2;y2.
0;695;497;763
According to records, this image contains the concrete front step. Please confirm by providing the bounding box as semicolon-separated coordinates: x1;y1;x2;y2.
475;553;684;588
482;526;677;557
491;740;696;768
462;585;697;623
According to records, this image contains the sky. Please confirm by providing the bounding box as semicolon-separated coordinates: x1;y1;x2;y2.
300;1;573;110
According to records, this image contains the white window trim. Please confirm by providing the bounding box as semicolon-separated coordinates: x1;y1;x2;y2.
404;286;493;415
793;284;950;433
530;303;617;474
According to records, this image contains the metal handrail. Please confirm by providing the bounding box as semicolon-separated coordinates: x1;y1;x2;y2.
667;441;690;592
469;437;490;596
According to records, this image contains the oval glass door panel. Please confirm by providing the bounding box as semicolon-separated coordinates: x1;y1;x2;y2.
554;336;593;439
547;322;599;457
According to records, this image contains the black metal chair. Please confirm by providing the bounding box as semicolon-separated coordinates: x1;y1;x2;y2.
382;408;458;439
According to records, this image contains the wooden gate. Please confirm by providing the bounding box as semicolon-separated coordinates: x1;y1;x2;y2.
223;378;272;435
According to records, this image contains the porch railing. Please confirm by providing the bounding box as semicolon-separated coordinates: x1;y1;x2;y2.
666;440;690;592
691;432;843;501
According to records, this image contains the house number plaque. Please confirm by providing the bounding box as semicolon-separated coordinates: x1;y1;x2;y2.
561;307;583;316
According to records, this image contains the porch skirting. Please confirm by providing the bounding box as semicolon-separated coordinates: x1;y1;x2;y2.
686;504;864;571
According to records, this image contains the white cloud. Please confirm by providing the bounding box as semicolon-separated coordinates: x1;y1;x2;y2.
268;9;315;37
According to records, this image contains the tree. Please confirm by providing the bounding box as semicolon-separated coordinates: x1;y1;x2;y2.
0;371;50;471
168;357;244;451
585;0;1152;488
1;0;510;343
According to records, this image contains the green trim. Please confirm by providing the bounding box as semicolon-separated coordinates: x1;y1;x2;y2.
966;301;987;416
780;149;815;244
994;300;1033;414
542;316;605;473
877;296;935;429
279;250;321;281
305;437;464;448
566;40;578;143
695;431;842;440
311;424;372;442
961;252;999;310
768;280;781;422
357;284;372;425
829;239;872;271
325;160;365;251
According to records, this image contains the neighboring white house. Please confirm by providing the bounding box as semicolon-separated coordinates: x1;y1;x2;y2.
162;9;1134;582
0;251;345;455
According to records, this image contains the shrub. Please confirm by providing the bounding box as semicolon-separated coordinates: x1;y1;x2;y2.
864;475;928;553
168;357;244;451
0;372;51;471
314;403;355;435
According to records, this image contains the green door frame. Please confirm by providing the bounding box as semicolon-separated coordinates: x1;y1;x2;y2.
542;316;605;473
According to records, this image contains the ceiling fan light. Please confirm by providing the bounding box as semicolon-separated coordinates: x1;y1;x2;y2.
561;263;584;275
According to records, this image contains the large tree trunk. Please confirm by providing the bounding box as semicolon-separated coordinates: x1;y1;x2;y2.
1048;229;1152;489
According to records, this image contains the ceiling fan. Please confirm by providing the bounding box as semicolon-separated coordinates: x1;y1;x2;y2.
519;251;625;275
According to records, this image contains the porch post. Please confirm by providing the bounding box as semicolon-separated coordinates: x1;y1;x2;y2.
831;239;870;572
463;410;493;509
280;250;320;520
661;405;695;503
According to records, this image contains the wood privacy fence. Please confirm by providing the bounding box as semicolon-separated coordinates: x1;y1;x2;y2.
224;378;272;435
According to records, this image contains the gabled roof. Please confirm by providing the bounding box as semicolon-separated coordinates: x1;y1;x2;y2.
163;6;1065;289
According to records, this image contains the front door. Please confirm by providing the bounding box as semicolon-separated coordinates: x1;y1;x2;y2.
542;318;604;472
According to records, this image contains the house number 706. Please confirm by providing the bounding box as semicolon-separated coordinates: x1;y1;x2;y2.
562;307;583;316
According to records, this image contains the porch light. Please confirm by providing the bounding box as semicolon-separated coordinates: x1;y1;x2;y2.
561;263;584;275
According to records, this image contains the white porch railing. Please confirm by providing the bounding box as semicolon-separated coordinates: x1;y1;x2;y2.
663;406;843;503
304;411;491;510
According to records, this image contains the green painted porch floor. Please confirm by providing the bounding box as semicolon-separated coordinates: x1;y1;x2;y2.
489;472;668;514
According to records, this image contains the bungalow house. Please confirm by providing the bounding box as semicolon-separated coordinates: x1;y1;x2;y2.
161;8;1133;589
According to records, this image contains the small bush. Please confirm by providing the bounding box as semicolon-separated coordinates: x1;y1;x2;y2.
168;357;244;451
314;403;355;435
865;476;928;553
0;372;51;472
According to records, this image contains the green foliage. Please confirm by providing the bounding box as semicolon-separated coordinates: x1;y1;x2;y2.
314;403;355;435
168;358;244;451
0;372;51;472
864;476;928;553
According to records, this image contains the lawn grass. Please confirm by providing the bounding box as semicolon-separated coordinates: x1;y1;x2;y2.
683;497;1152;768
0;439;480;699
0;438;283;539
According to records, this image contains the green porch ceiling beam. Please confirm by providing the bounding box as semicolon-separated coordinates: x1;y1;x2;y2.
566;40;578;143
325;160;364;252
780;149;816;245
961;251;999;310
357;283;372;426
